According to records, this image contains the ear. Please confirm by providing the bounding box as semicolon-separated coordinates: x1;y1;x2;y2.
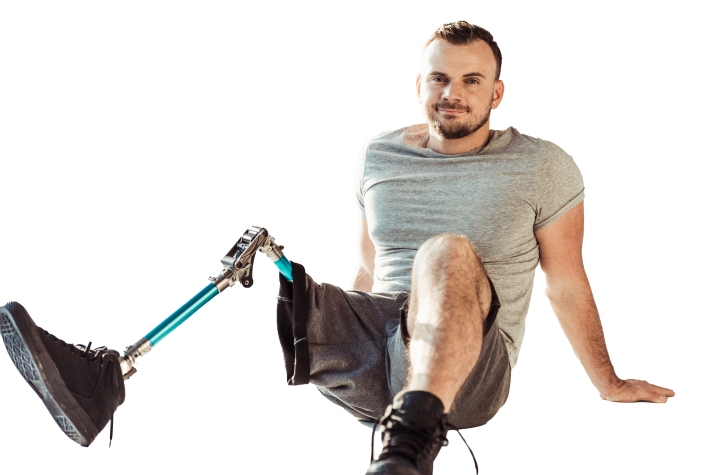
416;74;422;102
492;79;504;110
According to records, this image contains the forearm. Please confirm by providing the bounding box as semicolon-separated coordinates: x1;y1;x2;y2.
350;266;374;292
546;276;622;396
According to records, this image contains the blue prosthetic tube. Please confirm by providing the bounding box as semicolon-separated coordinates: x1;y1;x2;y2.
119;251;293;381
143;253;293;347
274;255;293;281
145;283;220;346
120;230;294;378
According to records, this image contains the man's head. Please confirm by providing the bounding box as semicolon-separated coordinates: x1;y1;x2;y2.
417;22;504;149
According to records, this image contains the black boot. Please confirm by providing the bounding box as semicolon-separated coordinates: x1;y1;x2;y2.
366;390;452;475
1;301;125;447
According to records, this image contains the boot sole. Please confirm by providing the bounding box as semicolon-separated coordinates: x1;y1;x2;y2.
0;302;98;446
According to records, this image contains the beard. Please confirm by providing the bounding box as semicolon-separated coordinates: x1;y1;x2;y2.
427;101;492;140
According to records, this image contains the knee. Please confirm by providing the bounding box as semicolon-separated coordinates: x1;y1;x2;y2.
411;234;492;318
414;234;483;273
411;235;488;293
420;234;473;252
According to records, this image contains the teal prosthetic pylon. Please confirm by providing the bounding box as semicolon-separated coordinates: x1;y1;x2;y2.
119;226;292;378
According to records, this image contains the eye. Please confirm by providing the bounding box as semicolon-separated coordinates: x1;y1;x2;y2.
432;77;446;83
466;78;479;84
433;78;480;84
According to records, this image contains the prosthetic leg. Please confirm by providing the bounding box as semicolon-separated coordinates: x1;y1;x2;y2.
118;226;293;379
0;226;292;446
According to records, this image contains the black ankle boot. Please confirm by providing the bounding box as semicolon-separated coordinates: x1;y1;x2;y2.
366;390;451;475
1;301;125;446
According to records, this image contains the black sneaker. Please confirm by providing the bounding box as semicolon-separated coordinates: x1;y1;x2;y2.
366;391;448;475
0;301;125;447
366;390;478;475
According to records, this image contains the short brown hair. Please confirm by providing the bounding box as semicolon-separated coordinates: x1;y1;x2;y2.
423;21;502;81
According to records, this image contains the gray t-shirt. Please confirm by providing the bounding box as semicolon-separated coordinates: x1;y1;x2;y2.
355;124;585;368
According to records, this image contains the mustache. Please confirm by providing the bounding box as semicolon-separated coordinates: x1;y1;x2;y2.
435;105;467;112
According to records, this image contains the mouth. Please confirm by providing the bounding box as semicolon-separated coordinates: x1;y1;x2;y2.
438;109;466;116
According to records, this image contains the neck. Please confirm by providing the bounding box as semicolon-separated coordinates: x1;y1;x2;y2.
425;123;491;154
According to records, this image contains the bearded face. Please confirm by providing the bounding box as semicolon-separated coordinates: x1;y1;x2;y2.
426;100;492;140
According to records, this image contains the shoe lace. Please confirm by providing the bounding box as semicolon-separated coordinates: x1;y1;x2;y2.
73;342;117;448
73;342;109;362
370;414;479;474
42;329;108;363
44;331;117;447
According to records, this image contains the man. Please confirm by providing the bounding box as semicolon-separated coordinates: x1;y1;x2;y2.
0;21;675;474
281;21;674;474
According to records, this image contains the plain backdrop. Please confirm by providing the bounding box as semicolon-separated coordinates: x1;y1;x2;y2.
0;15;684;474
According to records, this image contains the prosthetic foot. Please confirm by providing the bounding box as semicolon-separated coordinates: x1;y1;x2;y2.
0;302;124;447
1;226;292;446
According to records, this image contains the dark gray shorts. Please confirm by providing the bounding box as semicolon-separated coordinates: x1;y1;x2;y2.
276;263;511;429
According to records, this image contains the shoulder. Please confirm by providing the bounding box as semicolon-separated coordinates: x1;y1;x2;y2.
361;123;428;151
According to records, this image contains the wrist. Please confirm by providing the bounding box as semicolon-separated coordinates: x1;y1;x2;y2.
594;374;623;398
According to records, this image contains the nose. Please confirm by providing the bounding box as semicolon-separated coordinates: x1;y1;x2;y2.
442;81;462;102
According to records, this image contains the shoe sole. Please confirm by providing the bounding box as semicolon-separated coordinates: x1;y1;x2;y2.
0;302;98;446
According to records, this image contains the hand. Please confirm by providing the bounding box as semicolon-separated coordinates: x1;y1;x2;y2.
600;379;675;403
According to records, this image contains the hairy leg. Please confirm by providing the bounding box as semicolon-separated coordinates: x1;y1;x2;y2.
406;234;491;413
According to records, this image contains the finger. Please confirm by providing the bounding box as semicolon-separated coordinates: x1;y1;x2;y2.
659;388;675;397
652;384;676;398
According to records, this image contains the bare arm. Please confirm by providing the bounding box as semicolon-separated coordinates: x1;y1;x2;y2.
350;215;376;292
349;264;373;292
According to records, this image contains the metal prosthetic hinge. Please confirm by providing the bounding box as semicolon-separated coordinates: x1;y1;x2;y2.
118;226;288;379
208;226;285;291
119;338;151;380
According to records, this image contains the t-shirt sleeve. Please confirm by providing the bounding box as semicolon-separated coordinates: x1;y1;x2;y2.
533;139;585;230
354;140;369;218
